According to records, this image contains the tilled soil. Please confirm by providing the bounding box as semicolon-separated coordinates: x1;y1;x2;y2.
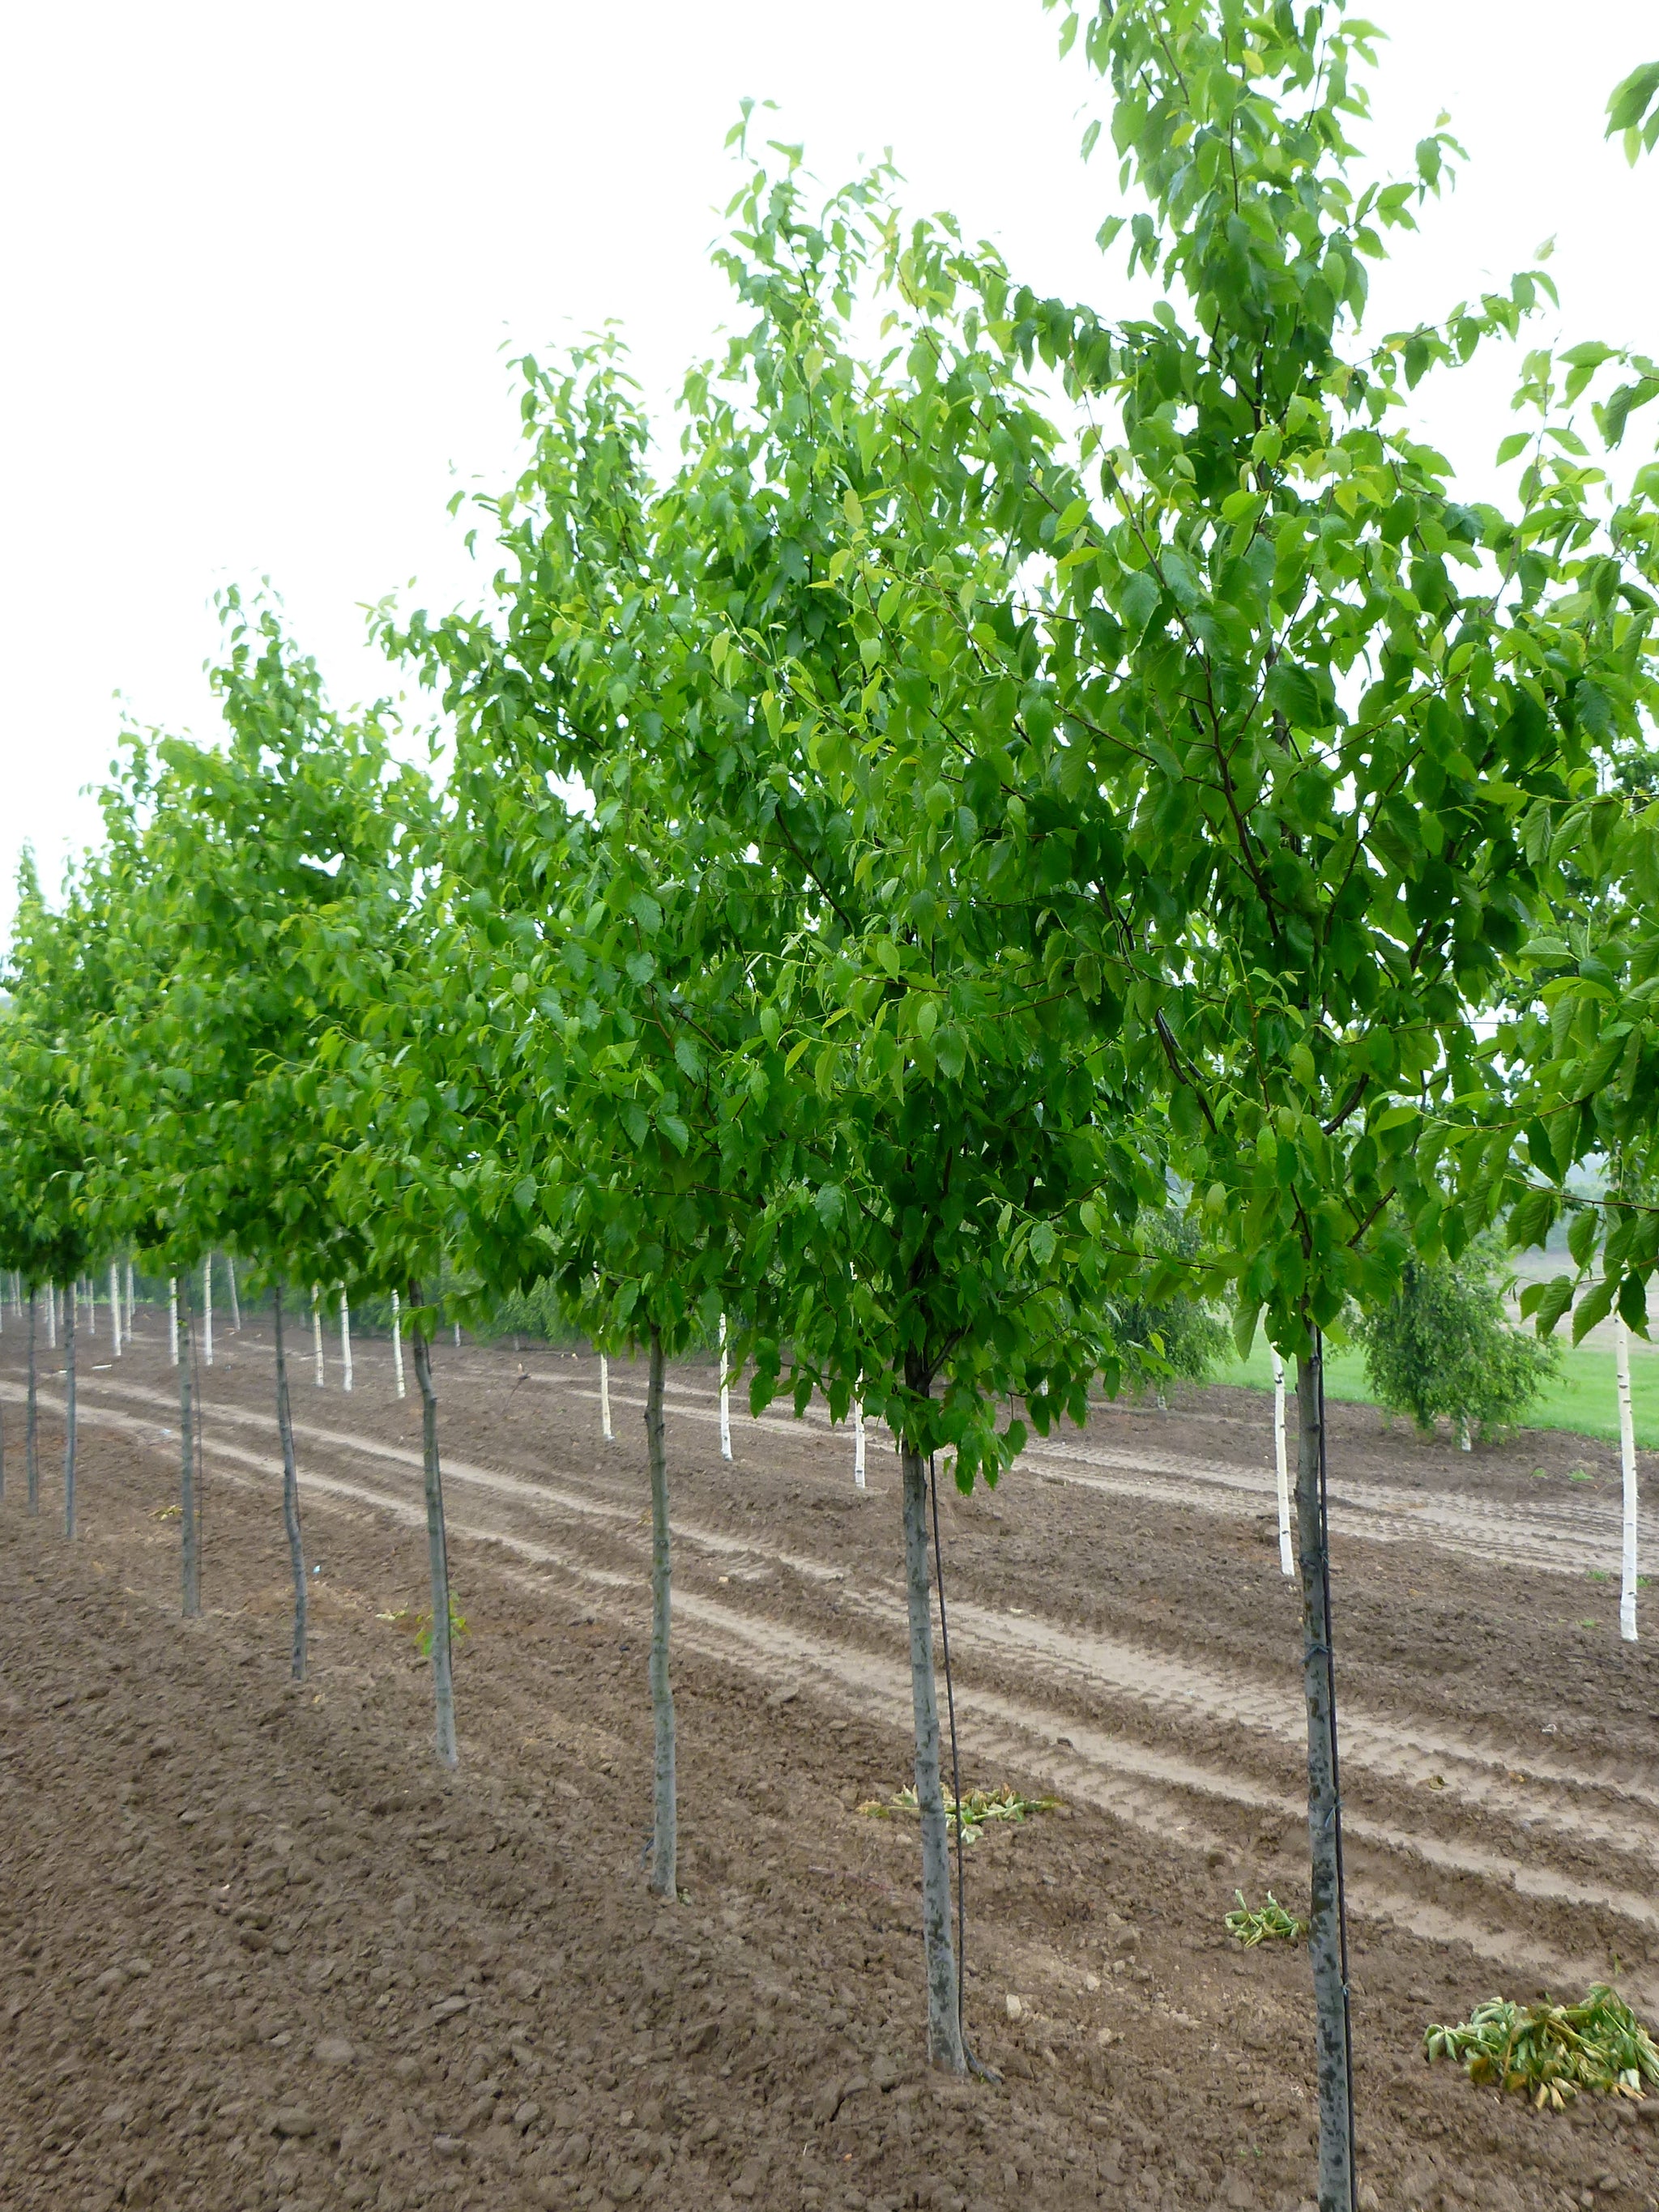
2;1313;1657;2212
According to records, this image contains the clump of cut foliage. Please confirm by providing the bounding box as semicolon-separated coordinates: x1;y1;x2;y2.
1425;1986;1659;2109
859;1784;1059;1845
378;1596;468;1662
1355;1236;1561;1443
1225;1892;1307;1946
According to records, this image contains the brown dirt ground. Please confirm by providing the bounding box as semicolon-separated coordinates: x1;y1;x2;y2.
1;1310;1657;2212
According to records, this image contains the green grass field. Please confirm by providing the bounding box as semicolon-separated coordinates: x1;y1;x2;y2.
1218;1336;1659;1450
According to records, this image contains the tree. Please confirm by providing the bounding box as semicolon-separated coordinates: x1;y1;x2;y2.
0;855;110;1541
389;163;1163;2065
91;592;435;1665
1354;1236;1559;1445
627;0;1659;2188
378;399;796;1887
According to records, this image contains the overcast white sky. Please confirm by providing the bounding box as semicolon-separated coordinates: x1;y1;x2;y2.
2;2;1654;944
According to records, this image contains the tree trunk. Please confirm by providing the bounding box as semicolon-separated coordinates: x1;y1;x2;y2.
408;1282;458;1767
1294;1343;1355;2212
125;1259;134;1334
1272;1349;1292;1576
203;1254;214;1366
391;1289;406;1400
339;1289;353;1392
109;1259;122;1357
1616;1316;1639;1643
899;1438;967;2073
854;1393;867;1489
26;1289;39;1515
180;1281;200;1616
274;1285;307;1681
63;1297;78;1538
311;1285;324;1385
47;1284;57;1349
228;1255;241;1332
645;1326;678;1899
168;1276;178;1366
599;1352;612;1441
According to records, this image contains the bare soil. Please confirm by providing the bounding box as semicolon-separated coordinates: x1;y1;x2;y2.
2;1312;1657;2212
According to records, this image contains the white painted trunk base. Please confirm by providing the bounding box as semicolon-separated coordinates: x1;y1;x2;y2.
1272;1350;1292;1577
718;1314;731;1462
1616;1317;1639;1643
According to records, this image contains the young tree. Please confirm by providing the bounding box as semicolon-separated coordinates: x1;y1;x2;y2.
91;594;434;1664
0;857;109;1541
757;4;1659;2188
389;163;1162;2065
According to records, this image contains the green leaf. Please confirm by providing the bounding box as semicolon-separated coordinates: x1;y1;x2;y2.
1567;1208;1600;1272
1570;1274;1617;1344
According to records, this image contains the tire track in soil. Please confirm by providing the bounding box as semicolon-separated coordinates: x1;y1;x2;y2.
441;1357;1659;1580
27;1375;1659;2012
57;1370;1659;1854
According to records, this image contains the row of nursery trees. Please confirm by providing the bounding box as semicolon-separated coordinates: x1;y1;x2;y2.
4;11;1659;2207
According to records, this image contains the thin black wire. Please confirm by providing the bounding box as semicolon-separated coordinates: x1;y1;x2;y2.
1314;1330;1359;2212
928;1451;969;2051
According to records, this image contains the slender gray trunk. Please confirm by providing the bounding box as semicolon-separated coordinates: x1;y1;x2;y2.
645;1327;677;1899
26;1290;39;1513
63;1300;77;1538
228;1256;241;1332
1294;1346;1355;2212
180;1283;200;1616
900;1439;967;2073
408;1282;458;1767
273;1285;306;1681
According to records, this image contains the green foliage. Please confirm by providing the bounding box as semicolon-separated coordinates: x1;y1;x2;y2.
1608;62;1659;164
389;174;1166;1482
83;591;437;1299
471;1277;584;1347
0;851;109;1294
416;1593;468;1664
1354;1237;1560;1439
1426;1987;1659;2110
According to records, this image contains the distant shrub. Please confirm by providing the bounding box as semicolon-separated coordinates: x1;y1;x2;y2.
1355;1238;1560;1444
476;1276;583;1346
1107;1213;1230;1393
